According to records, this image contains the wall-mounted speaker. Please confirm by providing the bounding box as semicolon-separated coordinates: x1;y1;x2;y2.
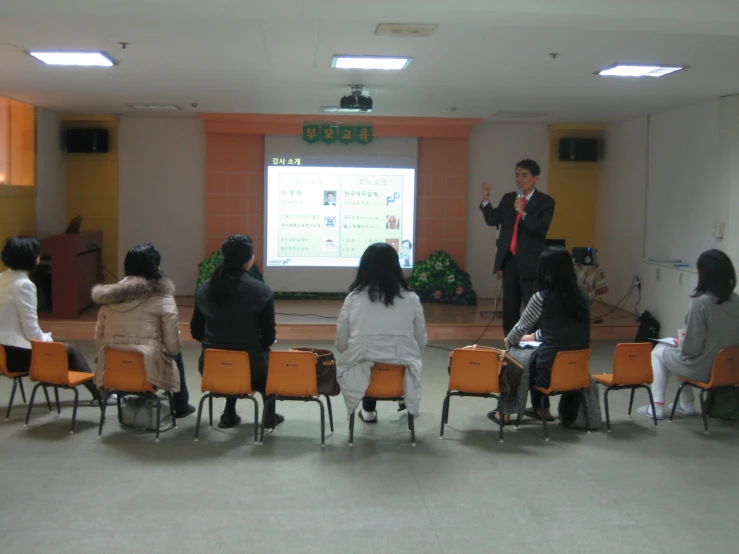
66;129;110;154
558;137;598;162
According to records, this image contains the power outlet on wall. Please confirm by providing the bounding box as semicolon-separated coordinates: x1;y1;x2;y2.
635;275;641;290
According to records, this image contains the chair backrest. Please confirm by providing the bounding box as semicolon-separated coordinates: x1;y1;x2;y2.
202;349;252;395
708;347;739;387
549;349;592;393
612;343;653;385
103;348;153;392
29;341;70;385
365;363;405;398
448;347;500;394
0;345;9;377
266;350;318;397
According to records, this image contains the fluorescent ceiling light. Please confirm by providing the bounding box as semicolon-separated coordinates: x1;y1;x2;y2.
598;64;685;77
332;55;411;70
27;51;115;67
320;106;373;113
129;105;182;110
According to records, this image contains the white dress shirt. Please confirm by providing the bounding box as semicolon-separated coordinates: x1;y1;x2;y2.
0;269;52;349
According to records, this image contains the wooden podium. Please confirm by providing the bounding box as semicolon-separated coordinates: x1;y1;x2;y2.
39;231;103;319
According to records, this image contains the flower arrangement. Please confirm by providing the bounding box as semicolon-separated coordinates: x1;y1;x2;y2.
196;250;263;290
408;250;477;306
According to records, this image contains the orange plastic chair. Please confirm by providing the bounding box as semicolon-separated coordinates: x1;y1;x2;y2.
531;349;592;440
592;343;657;431
1;345;54;420
440;346;511;443
195;349;259;442
97;348;176;442
24;341;96;434
348;362;415;446
260;350;334;447
669;347;739;434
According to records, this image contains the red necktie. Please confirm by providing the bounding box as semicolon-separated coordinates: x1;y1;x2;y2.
510;198;527;256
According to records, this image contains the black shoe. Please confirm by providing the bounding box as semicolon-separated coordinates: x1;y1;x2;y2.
264;413;285;429
175;404;196;419
218;412;242;429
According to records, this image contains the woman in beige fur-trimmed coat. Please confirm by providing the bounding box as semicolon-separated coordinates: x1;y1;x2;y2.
91;245;182;393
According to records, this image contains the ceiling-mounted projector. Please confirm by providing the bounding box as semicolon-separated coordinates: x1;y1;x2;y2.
324;85;372;113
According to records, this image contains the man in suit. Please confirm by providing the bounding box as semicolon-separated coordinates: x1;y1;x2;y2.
479;159;555;335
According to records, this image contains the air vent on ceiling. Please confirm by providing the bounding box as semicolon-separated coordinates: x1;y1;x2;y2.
375;23;437;37
491;111;547;118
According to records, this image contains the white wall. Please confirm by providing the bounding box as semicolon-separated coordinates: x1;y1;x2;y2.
466;123;549;298
35;109;66;238
645;100;726;263
596;117;647;308
118;118;205;294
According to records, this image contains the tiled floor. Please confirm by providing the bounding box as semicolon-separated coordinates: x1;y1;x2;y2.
1;340;737;553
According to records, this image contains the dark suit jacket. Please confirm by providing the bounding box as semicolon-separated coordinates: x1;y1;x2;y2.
479;189;555;280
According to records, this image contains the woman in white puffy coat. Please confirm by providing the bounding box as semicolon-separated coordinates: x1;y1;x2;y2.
335;243;427;422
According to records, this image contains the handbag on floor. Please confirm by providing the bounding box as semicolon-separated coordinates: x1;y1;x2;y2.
558;377;602;430
119;393;175;432
706;388;739;421
289;347;340;396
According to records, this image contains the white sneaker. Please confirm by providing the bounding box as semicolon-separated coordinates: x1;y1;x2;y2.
637;405;664;420
667;402;698;416
358;409;377;423
91;394;118;407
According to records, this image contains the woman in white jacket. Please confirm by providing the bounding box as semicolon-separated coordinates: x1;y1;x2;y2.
0;237;99;402
335;242;427;422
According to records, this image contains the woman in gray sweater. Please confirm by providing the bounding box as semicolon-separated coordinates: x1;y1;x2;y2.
638;249;739;420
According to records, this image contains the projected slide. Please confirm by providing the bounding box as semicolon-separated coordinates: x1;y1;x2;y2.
266;166;416;268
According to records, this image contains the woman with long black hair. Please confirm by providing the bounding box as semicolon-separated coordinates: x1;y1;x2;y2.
637;249;739;420
490;246;591;424
335;242;427;422
190;234;281;429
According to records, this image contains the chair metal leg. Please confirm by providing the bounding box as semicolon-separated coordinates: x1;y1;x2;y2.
116;392;123;424
194;394;209;441
348;411;355;446
440;392;451;438
699;389;709;434
154;394;162;442
326;395;334;433
627;388;636;416
167;392;177;429
603;387;612;432
208;395;214;428
515;409;522;428
315;398;326;447
643;385;659;427
98;391;113;436
6;378;18;420
496;395;504;443
42;385;51;412
25;383;42;425
541;396;550;441
54;387;61;415
19;377;27;404
250;395;260;443
259;397;273;443
580;389;591;433
70;387;79;434
669;382;689;421
409;413;416;446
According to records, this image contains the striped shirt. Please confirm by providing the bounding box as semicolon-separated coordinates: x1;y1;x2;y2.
507;291;544;345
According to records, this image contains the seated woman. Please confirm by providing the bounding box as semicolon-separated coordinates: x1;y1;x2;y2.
335;242;427;422
190;234;282;429
0;236;100;403
490;246;590;424
92;244;194;417
638;249;739;419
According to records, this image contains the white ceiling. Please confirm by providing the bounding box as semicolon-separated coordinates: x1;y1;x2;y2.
1;0;739;122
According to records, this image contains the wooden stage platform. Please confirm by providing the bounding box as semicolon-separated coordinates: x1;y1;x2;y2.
40;298;638;342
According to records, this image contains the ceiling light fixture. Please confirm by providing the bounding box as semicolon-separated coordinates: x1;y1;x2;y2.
129;105;182;110
597;64;685;77
26;50;116;67
332;55;411;70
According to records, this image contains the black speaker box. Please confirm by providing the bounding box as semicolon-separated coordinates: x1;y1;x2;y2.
558;137;598;162
572;247;597;265
66;129;110;153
